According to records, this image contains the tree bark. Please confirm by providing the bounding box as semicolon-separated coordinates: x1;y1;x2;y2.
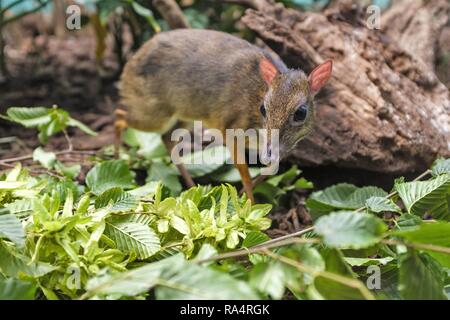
241;1;450;173
382;0;450;71
152;0;190;29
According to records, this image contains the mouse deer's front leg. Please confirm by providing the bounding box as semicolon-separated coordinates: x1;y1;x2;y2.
228;139;255;203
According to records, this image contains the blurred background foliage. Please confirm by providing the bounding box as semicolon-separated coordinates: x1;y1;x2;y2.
0;0;392;76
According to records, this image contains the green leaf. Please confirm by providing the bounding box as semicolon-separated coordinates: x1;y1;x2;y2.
0;244;55;278
314;276;369;300
130;1;160;31
155;258;258;300
393;222;450;247
182;146;230;178
432;158;450;176
32;147;56;169
86;254;258;299
210;166;260;183
295;177;314;189
86;160;135;195
5;199;33;218
67;117;97;136
395;173;450;220
95;187;139;212
0;278;36;300
123;129;166;159
395;213;422;230
5;107;51;127
0;208;25;246
249;262;286;299
307;184;387;219
105;217;161;259
344;257;394;267
399;251;447;300
86;254;177;297
147;162;181;195
242;231;270;248
314;248;370;300
315;211;387;249
365;196;401;213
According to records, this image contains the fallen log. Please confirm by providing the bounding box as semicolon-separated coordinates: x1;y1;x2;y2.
241;1;450;173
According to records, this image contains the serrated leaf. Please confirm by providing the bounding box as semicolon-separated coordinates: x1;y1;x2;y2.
315;211;387;249
432;158;450;176
366;196;401;213
155;256;259;299
105;218;161;259
0;244;55;278
182;146;230;178
5;107;51;127
344;257;394;267
0;278;36;300
5;199;33;218
86;160;135;195
32;147;56;169
249;262;286;299
86;254;258;299
393;222;450;247
307;184;387;219
242;231;270;248
67;117;97;136
399;251;447;300
314;248;371;300
0;208;25;246
395;173;450;220
95;187;138;212
147;162;181;195
123;129;166;159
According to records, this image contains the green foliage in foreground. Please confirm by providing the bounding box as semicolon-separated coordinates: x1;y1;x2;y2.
0;107;450;300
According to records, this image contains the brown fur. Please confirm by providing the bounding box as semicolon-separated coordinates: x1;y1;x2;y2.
120;29;316;157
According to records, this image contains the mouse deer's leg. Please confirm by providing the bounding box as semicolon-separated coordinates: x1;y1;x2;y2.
228;140;255;203
114;109;128;159
162;123;195;188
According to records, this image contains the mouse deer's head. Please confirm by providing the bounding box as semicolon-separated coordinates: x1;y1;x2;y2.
259;59;333;160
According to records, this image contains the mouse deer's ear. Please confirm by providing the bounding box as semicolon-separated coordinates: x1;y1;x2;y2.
308;60;333;96
259;58;278;85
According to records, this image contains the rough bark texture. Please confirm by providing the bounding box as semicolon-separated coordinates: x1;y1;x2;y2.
242;1;450;173
152;0;191;29
382;0;450;70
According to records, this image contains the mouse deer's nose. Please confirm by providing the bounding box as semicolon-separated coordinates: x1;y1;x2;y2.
267;146;272;158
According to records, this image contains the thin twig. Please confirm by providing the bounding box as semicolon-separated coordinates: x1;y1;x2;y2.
63;129;73;152
196;237;320;264
0;148;96;164
382;239;450;255
262;249;375;300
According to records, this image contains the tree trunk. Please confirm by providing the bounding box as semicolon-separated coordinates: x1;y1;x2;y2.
382;0;450;70
241;1;450;174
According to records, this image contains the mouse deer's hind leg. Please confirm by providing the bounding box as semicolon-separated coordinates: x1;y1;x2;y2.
162;122;195;188
114;109;128;159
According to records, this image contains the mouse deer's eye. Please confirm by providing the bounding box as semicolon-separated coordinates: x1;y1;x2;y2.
292;104;308;124
260;104;267;118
